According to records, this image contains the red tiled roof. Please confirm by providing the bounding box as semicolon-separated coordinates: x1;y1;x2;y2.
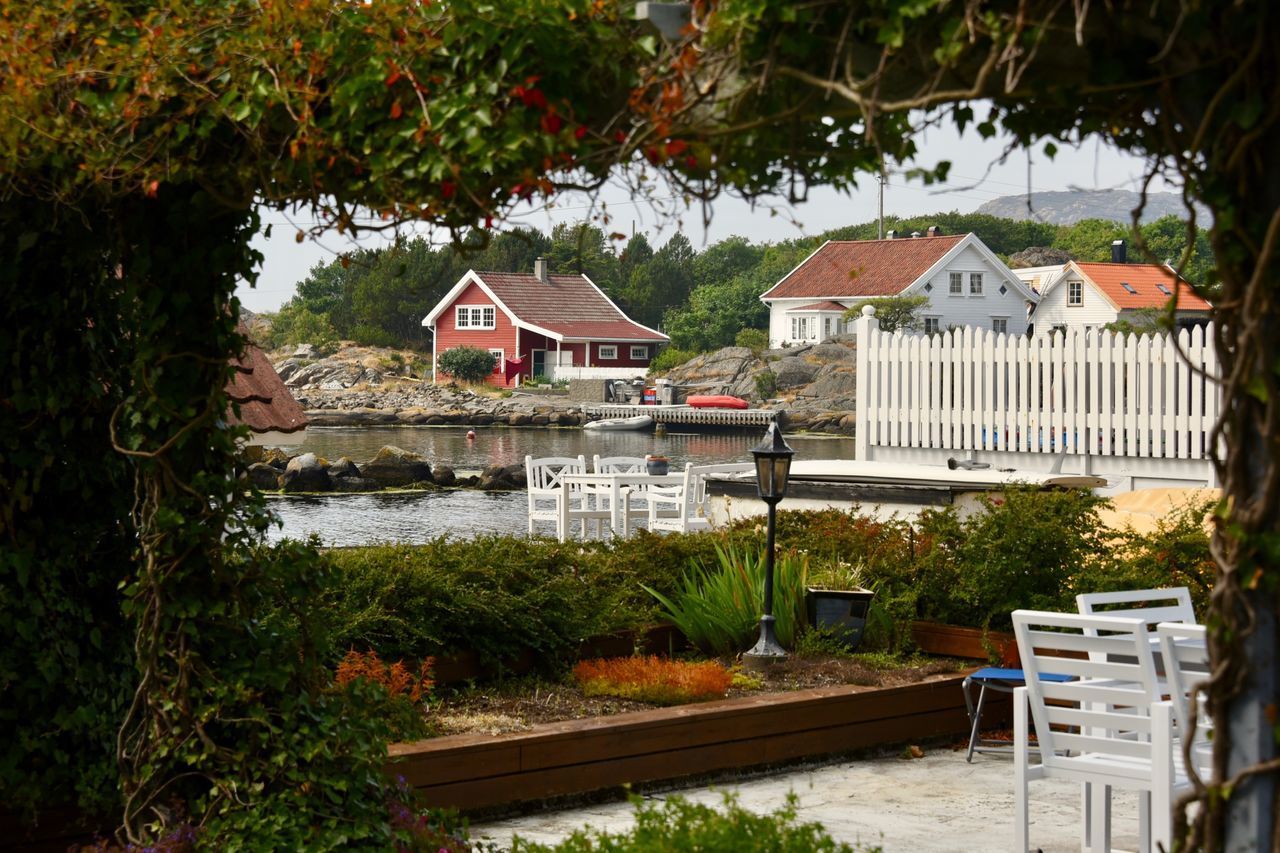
762;235;966;300
225;338;307;435
1076;263;1212;311
788;300;849;312
475;272;668;341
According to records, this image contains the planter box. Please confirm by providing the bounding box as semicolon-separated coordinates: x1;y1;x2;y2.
389;674;976;813
806;587;874;651
911;621;1018;665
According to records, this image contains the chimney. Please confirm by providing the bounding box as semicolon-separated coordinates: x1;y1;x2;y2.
534;257;548;282
885;229;897;240
927;225;941;237
1111;239;1127;264
911;230;922;238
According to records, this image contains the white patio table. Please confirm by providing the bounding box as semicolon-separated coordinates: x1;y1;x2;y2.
559;471;688;539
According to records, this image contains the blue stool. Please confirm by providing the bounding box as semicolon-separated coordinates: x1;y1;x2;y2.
962;667;1072;762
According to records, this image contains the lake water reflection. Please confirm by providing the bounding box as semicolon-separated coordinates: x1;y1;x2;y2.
264;425;854;546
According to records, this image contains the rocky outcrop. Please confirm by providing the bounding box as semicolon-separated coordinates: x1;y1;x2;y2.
360;446;433;487
282;453;331;493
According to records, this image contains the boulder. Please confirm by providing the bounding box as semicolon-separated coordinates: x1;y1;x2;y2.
432;465;457;487
796;370;858;402
478;463;525;490
807;342;857;363
281;452;331;493
246;462;282;490
360;445;433;487
327;457;361;479
772;357;821;389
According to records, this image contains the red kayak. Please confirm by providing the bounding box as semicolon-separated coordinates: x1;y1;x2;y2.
686;394;749;410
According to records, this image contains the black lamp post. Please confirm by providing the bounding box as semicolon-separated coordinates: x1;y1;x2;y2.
743;421;795;670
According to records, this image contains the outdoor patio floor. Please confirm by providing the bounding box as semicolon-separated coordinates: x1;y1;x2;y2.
470;746;1142;851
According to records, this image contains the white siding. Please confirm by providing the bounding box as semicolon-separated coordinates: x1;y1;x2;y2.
767;298;850;347
908;244;1031;335
1031;277;1120;331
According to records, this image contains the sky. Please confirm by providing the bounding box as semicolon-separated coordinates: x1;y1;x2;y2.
236;118;1175;315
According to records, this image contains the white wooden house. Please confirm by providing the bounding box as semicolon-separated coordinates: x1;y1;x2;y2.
1015;255;1212;334
760;231;1039;347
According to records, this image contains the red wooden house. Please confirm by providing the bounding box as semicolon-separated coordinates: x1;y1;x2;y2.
423;258;669;387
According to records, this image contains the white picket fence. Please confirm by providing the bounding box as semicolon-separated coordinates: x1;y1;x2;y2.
852;307;1222;485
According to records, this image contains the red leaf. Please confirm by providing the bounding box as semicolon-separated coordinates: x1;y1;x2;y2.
614;130;627;144
385;71;402;87
574;125;587;140
440;180;456;200
390;101;403;119
541;113;563;135
665;139;687;157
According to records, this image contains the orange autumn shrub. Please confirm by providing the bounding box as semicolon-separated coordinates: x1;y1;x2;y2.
573;656;733;706
335;649;435;702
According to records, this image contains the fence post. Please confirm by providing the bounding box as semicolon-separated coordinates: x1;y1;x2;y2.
854;305;880;461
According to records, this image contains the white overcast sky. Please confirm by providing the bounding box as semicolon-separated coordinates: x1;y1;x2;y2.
237;118;1174;314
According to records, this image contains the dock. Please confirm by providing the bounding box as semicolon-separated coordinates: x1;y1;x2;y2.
584;404;778;428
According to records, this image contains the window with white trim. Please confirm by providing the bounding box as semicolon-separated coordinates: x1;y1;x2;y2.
1068;281;1083;306
791;317;813;340
455;304;496;329
630;345;649;360
598;345;618;360
991;317;1008;334
488;349;504;373
949;272;963;294
924;317;941;335
969;272;983;295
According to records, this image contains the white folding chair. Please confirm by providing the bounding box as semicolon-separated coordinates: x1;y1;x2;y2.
524;455;587;539
1013;610;1192;853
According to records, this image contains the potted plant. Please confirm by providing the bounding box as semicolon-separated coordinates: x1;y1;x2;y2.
645;454;670;476
805;560;876;651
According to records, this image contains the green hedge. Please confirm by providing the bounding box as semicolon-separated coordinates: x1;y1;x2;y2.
311;491;1216;670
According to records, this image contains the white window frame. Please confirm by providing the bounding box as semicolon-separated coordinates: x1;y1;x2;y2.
598;344;618;360
924;316;942;335
969;272;984;295
991;316;1008;334
629;345;649;360
455;304;496;330
949;272;963;295
488;348;504;373
1068;281;1083;306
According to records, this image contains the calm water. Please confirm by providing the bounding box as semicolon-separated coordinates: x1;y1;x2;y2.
264;426;854;546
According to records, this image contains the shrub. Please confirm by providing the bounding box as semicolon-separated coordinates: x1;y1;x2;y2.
318;534;725;669
735;327;769;352
648;346;698;373
510;791;865;852
644;540;809;656
349;322;399;348
436;346;496;383
573;656;733;705
334;649;435;741
754;368;777;399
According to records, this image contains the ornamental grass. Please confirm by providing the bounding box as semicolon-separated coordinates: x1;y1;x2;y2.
573;656;733;705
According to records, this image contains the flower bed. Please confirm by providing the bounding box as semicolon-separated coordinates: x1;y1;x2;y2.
390;674;976;814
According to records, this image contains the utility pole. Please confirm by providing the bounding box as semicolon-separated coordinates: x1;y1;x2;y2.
877;168;887;239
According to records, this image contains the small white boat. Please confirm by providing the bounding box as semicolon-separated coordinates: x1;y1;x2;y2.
584;414;655;431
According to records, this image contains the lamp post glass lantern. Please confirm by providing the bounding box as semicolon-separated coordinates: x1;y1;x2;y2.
744;422;794;669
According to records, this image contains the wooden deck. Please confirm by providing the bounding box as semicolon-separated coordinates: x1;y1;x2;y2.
585;404;777;428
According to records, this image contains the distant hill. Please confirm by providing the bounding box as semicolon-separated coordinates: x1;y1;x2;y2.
976;190;1206;225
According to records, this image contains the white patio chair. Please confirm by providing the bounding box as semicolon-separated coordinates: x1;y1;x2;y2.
1012;609;1192;853
592;455;651;535
1076;587;1197;629
1156;622;1213;780
524;455;588;539
646;463;712;534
